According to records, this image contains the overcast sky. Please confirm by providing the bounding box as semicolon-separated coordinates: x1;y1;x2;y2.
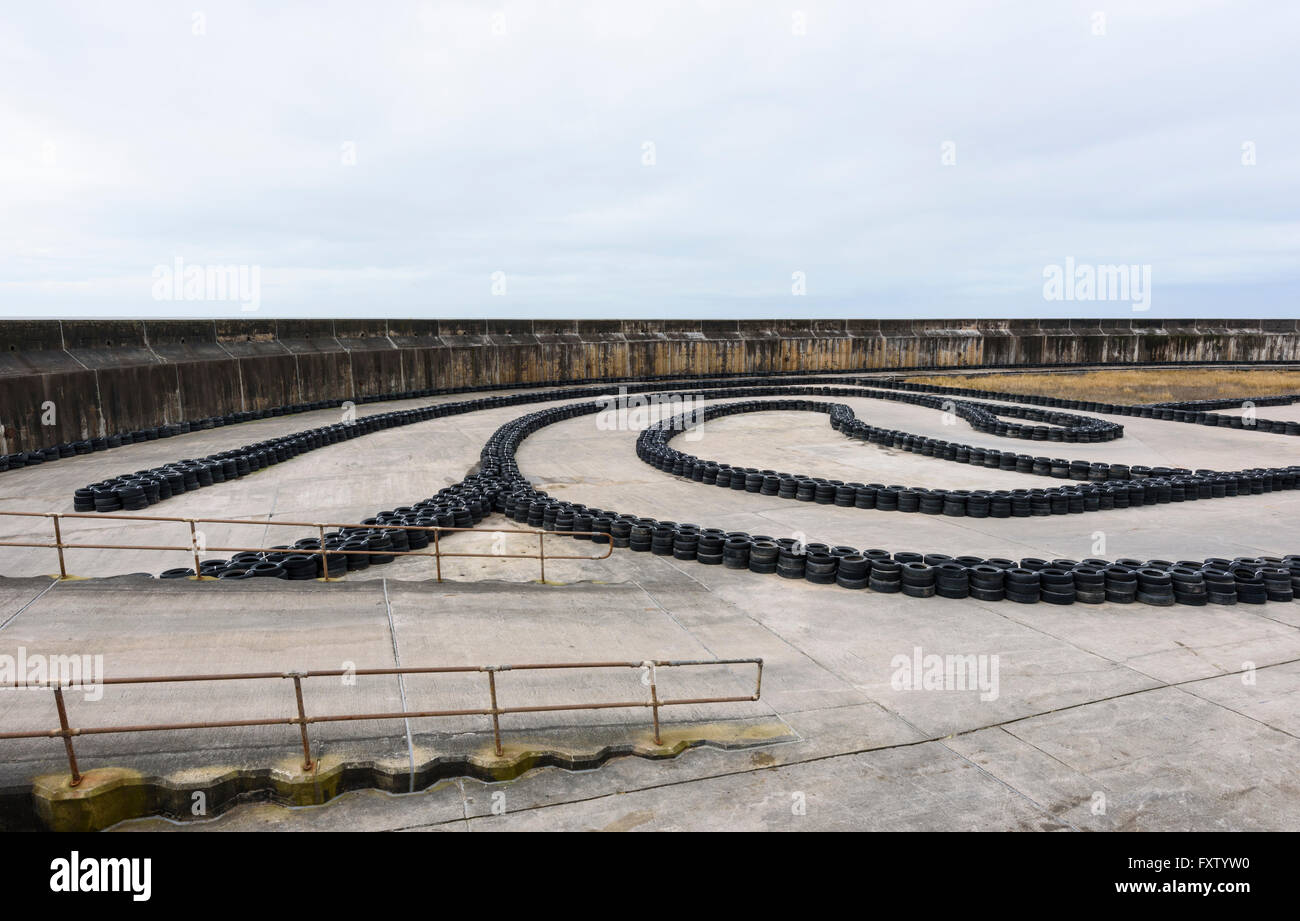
1;1;1296;319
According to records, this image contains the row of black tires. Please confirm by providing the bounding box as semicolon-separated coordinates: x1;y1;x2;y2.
47;375;1300;513
636;395;1300;519
69;376;1096;512
485;494;1300;604
37;369;1300;609
463;394;1300;607
877;378;1300;435
68;379;842;511
10;370;879;473
160;494;495;580
19;354;1294;477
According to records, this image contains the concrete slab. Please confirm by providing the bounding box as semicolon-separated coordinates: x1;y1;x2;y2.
458;742;1072;832
985;684;1300;831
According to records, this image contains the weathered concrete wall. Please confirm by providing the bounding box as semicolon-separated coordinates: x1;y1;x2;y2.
2;318;1298;453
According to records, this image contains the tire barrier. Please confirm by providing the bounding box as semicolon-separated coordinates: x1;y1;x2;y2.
20;365;1300;609
6;356;1298;470
71;409;449;513
71;375;1118;513
1148;396;1300;434
4;400;344;475
442;392;1300;609
178;506;497;581
41;367;1300;511
877;378;1300;436
68;377;887;511
635;396;1300;519
5;368;871;473
834;383;1126;443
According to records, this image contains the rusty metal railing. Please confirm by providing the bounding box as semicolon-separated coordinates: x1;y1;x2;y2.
0;510;614;583
0;658;764;786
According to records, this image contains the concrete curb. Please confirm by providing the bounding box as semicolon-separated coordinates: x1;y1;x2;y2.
25;720;795;831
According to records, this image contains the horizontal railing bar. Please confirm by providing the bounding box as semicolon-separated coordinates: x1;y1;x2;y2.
657;695;761;706
0;717;298;739
0;510;599;536
0;696;752;740
0;695;747;740
2;658;763;690
0;540;608;562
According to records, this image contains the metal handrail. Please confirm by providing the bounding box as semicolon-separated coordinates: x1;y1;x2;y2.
0;658;765;786
0;510;614;583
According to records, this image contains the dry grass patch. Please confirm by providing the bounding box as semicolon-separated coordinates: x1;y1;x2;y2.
907;369;1300;404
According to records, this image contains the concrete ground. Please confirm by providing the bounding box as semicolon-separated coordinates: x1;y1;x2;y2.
1;375;1299;830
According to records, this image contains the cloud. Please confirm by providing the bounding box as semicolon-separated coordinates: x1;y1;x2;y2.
0;0;1296;319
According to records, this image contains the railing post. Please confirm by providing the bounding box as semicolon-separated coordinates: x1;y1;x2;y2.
318;525;332;582
648;665;662;746
52;687;82;787
188;519;202;578
50;514;67;580
486;668;503;756
538;530;545;583
290;674;314;771
433;528;442;583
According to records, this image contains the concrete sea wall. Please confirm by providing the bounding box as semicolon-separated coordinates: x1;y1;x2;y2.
2;318;1299;452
